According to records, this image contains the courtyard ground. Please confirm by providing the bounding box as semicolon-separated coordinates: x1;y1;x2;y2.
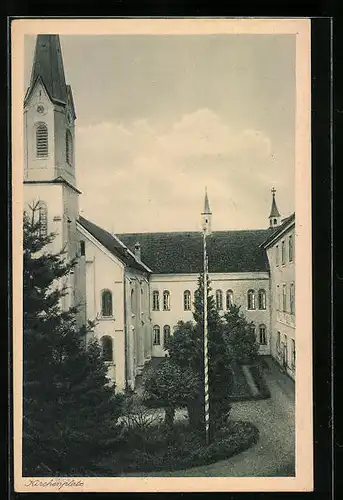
122;356;295;477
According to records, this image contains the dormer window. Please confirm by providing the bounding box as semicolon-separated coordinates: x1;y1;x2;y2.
36;123;48;158
66;130;73;165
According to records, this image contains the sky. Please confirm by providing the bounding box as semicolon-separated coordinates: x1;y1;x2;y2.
25;34;295;234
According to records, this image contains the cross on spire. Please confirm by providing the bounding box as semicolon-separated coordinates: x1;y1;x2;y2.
271;187;276;196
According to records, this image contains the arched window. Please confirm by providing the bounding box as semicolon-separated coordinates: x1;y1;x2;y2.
250;323;256;337
36;123;48;158
153;325;160;345
226;290;233;310
66;130;73;165
275;245;279;266
184;290;191;311
101;289;113;317
216;290;223;310
259;324;267;345
258;289;266;310
163;325;171;347
37;200;48;237
100;335;113;362
152;291;159;311
247;290;255;310
163;290;170;311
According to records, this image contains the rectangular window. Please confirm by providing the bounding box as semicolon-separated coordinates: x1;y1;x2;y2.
281;240;285;265
290;283;295;315
291;339;296;369
276;331;281;353
289;234;293;262
282;284;287;312
80;240;85;256
284;334;288;366
275;245;279;267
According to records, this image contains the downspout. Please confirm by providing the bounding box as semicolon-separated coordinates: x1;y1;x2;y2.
123;267;129;392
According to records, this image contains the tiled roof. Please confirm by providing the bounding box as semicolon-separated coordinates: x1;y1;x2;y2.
260;213;295;249
118;229;271;274
78;217;151;274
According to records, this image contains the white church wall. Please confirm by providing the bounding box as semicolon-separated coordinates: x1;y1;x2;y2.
24;183;64;255
125;269;152;383
150;271;271;357
79;225;127;390
24;81;56;182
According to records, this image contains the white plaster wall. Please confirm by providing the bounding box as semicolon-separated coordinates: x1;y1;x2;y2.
80;229;126;391
266;224;296;380
150;271;271;357
24;82;56;182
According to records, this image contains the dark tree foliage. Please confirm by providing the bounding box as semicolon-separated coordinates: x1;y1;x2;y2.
23;207;123;476
143;359;199;431
166;274;233;438
223;304;259;365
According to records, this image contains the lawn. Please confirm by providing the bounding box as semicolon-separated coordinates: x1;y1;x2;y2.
228;359;270;402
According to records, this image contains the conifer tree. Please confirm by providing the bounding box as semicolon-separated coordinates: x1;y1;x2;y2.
223;304;259;365
23;205;123;476
166;274;233;437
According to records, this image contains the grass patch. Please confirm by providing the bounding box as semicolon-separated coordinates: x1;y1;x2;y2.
98;420;259;475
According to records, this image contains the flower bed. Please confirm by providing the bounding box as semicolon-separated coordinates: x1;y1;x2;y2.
99;420;259;475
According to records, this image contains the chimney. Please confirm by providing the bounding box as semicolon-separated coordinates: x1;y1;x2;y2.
134;242;141;261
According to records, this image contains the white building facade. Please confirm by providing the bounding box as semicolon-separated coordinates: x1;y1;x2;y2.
261;214;296;379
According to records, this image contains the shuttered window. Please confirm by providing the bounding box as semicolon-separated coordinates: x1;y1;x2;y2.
36;123;48;158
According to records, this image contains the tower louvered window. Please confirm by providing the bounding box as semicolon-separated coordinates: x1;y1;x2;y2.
36;123;48;158
66;130;73;165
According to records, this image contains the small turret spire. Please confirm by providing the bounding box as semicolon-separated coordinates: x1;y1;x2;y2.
201;187;212;235
203;186;212;215
269;187;281;228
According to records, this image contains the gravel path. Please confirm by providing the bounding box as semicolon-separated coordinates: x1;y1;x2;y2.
121;357;295;477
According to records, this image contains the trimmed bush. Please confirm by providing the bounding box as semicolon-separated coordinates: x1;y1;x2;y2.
99;420;259;474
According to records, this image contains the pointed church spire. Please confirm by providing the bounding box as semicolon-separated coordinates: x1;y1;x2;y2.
28;35;68;104
269;187;281;228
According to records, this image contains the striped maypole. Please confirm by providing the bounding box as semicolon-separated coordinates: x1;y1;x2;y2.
203;230;210;444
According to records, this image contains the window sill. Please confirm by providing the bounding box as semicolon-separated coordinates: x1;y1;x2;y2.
99;316;115;321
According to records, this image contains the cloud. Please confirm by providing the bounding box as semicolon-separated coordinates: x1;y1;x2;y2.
76;108;292;233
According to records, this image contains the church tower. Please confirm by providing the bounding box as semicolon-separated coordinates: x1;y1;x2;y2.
24;35;86;325
269;187;281;228
201;187;212;235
